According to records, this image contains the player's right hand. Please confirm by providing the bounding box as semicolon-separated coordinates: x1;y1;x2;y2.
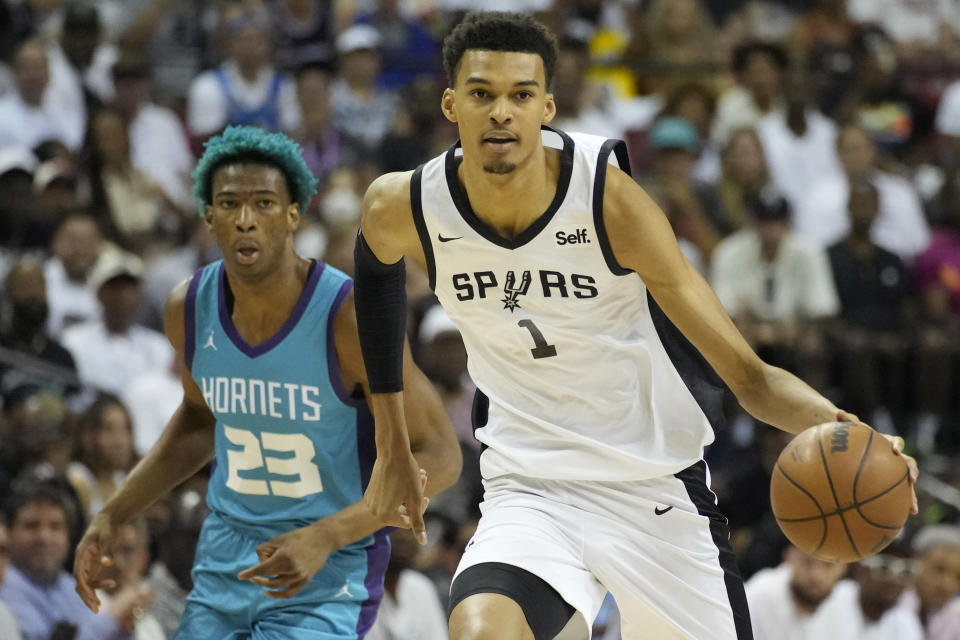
73;513;118;612
363;454;429;544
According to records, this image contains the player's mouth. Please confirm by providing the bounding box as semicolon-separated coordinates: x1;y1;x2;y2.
482;132;517;153
235;242;260;266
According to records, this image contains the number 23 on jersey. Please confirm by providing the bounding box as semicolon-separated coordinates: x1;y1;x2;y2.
224;425;323;498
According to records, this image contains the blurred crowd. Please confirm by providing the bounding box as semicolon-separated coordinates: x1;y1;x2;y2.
0;0;959;638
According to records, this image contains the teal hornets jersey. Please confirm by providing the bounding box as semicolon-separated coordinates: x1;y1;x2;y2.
185;260;376;537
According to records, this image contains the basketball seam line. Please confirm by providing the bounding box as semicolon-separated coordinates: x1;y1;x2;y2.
817;424;861;558
774;461;829;554
774;469;909;527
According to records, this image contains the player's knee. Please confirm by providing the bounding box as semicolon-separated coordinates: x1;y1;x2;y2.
449;594;534;640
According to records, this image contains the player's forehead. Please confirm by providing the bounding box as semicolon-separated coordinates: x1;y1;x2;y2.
455;50;546;89
211;162;289;197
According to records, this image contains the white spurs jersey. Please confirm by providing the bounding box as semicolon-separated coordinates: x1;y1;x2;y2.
412;127;724;481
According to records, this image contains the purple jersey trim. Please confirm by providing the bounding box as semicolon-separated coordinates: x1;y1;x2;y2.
183;268;203;371
217;260;324;358
355;529;390;637
326;279;365;407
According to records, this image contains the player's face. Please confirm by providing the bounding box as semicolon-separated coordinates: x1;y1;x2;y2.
916;545;960;611
205;163;300;281
442;50;556;175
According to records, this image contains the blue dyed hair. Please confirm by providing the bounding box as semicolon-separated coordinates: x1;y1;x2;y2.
192;125;318;216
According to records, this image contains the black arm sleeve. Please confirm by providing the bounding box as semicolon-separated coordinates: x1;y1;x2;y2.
353;231;407;393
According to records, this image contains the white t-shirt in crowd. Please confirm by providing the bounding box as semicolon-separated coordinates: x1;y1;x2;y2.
364;570;448;640
935;80;960;137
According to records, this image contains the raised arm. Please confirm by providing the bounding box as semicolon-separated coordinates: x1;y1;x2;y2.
352;171;436;538
74;278;216;611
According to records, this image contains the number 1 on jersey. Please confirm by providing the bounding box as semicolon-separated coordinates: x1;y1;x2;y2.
518;319;557;359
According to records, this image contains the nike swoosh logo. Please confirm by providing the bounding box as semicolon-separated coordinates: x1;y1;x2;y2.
438;234;463;242
654;506;674;516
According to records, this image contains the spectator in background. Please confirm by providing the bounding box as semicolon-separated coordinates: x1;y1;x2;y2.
846;0;960;67
0;39;75;152
915;164;960;320
44;1;118;151
0;515;22;640
330;24;398;156
122;354;182;456
715;127;771;231
899;524;960;639
420;515;477;614
186;7;300;140
0;478;147;640
827;180;910;432
365;529;448;640
745;544;848;640
0;259;78;400
84;106;185;253
354;0;442;89
639;0;720;93
0;388;72;495
295;63;358;195
60;250;174;396
797;124;930;261
710;191;838;389
936;77;960;162
756;65;842;215
265;0;337;72
44;214;102;337
641;117;732;266
0;148;37;258
111;52;195;214
712;41;787;148
94;520;164;640
67;394;137;520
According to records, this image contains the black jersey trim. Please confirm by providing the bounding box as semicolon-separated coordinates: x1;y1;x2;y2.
409;165;435;291
443;125;575;250
593;138;633;276
675;460;754;639
471;389;489;454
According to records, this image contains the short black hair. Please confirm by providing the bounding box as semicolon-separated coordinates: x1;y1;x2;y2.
732;40;789;75
4;475;78;533
442;12;558;88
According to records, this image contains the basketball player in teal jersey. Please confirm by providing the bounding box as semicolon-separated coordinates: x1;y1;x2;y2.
352;12;920;640
72;126;462;638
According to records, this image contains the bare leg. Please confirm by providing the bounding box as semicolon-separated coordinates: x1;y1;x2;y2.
449;593;537;640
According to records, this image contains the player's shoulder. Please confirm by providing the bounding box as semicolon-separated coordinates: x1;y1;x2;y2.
361;170;416;230
163;275;197;349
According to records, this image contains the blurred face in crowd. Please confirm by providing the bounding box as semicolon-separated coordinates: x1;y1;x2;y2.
553;46;588;113
847;182;879;237
14;41;49;106
53;216;101;282
205;163;299;283
113;74;151;116
837;127;877;179
655;147;697;181
724;129;766;189
916;545;960;612
442;50;556;176
9;500;70;584
7;393;67;461
341;49;381;88
855;553;917;622
4;260;48;336
61;21;100;69
786;546;848;611
102;523;150;591
230;25;272;74
297;69;332;136
420;332;468;391
95;402;134;472
91;110;131;166
663;0;700;42
98;276;142;333
671;90;713;138
742;52;782;106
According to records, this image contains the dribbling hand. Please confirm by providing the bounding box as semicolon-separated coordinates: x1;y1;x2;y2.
837;410;919;514
364;454;429;544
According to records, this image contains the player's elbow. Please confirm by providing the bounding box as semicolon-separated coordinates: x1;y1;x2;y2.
432;429;463;494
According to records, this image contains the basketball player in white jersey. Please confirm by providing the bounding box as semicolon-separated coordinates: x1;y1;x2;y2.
352;12;919;640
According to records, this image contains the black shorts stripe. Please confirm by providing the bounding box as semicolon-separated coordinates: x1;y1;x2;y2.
675;460;753;640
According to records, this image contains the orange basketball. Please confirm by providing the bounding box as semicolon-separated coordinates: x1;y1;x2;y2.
770;422;912;563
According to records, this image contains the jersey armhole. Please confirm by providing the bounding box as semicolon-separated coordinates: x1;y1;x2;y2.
409;164;436;291
593;139;634;277
183;268;203;373
326;278;366;407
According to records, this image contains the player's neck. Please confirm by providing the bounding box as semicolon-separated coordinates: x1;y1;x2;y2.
226;253;311;342
458;145;560;238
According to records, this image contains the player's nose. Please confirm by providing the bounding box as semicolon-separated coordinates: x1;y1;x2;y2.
234;203;257;231
488;97;513;123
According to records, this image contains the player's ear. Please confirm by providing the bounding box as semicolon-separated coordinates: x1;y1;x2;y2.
441;88;457;123
286;202;300;231
542;93;556;124
203;205;215;231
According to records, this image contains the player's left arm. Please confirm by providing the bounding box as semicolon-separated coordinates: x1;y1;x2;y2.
602;167;917;495
238;288;461;598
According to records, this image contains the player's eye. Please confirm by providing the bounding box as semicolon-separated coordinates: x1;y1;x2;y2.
219;199;237;209
471;89;488;99
258;199;274;208
516;91;533;100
